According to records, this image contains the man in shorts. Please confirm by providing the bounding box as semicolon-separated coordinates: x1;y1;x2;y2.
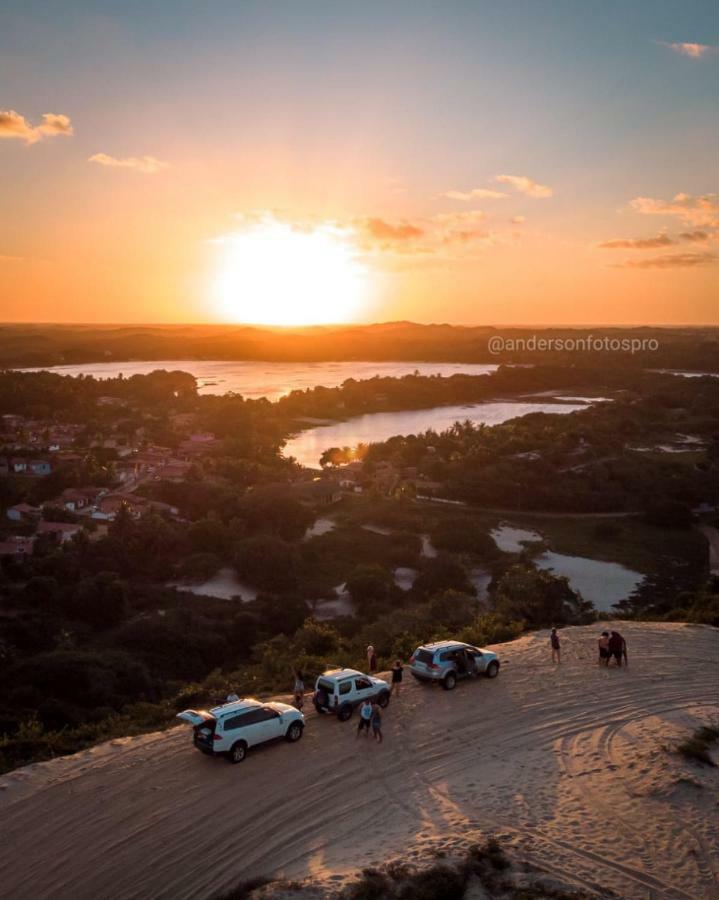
357;698;373;737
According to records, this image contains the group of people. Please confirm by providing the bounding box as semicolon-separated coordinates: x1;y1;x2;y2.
549;627;628;667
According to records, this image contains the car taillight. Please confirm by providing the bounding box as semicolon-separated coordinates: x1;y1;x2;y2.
213;733;223;741
428;663;439;670
409;656;415;665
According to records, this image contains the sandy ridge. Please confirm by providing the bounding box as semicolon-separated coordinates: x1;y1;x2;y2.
0;621;717;900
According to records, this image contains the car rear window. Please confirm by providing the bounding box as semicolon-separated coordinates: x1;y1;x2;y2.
414;649;434;665
317;678;335;694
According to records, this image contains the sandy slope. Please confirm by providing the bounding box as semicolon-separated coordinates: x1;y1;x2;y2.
1;622;718;900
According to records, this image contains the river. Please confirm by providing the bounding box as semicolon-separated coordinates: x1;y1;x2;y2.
284;400;590;468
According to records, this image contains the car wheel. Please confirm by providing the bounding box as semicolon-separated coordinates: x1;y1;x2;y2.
228;741;247;764
337;703;353;722
377;690;390;708
443;672;457;691
286;721;304;742
314;703;327;714
485;661;499;679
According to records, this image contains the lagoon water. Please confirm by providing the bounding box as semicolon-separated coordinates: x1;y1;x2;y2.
284;400;589;468
168;567;257;602
536;551;643;613
23;359;502;400
491;524;644;611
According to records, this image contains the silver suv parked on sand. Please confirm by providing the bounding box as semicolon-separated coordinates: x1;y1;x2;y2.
313;668;391;721
409;640;500;690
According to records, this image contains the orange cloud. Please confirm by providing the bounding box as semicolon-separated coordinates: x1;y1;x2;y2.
88;153;168;174
494;174;553;198
659;41;714;58
361;217;424;241
598;233;675;249
0;109;73;144
630;193;719;228
443;187;506;201
617;252;715;269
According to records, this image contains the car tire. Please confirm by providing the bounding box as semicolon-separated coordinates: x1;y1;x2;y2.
286;722;304;742
338;703;353;722
228;741;247;764
377;690;390;708
485;661;499;679
314;703;327;714
443;672;457;691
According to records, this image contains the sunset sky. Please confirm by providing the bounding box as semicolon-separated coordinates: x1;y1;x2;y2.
1;1;718;325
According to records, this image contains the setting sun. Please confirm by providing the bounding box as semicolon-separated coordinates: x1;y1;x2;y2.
212;219;370;325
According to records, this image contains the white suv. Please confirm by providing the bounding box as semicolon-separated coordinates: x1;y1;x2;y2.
313;668;391;721
177;698;304;763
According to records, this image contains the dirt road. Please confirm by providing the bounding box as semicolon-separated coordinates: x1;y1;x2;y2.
1;622;718;899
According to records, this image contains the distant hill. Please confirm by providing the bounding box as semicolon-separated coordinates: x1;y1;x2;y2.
0;321;718;370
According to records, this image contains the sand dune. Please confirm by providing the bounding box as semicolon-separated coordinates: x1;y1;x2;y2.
1;622;718;899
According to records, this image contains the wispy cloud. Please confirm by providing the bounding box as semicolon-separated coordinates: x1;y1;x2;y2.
511;215;526;225
0;109;73;144
0;254;25;263
617;252;715;269
88;153;168;174
443;187;506;201
658;41;715;58
598;233;675;250
630;193;719;228
679;230;709;243
494;174;553;198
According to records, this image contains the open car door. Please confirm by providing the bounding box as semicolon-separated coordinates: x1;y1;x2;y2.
176;710;212;726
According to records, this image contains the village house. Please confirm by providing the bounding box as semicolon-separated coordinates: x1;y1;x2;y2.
37;521;82;543
178;433;220;458
58;486;104;512
6;502;42;523
291;479;343;507
156;460;192;482
0;535;36;559
8;457;53;475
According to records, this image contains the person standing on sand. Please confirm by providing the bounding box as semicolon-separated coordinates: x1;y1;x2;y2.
371;700;383;744
550;627;561;664
598;632;610;666
292;669;305;710
608;630;626;667
391;659;404;696
357;698;373;738
367;644;377;673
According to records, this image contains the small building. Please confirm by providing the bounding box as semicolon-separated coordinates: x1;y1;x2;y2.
37;521;82;543
0;535;36;559
291;479;343;507
28;459;52;476
59;487;103;512
6;502;41;522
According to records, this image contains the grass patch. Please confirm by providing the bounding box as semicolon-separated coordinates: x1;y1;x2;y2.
676;725;719;767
